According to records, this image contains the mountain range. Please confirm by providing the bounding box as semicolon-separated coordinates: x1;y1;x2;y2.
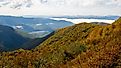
0;15;73;38
52;15;120;20
0;15;119;52
0;17;121;68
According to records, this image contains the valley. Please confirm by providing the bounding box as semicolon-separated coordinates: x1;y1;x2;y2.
0;16;73;39
0;16;121;68
0;0;121;68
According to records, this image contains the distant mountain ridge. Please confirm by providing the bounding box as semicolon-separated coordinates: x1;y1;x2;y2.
52;15;120;20
0;15;73;38
0;15;73;30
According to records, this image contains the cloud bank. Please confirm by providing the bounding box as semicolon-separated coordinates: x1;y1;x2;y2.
0;0;121;16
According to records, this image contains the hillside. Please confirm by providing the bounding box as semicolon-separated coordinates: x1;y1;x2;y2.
0;25;55;51
0;25;29;51
21;31;55;50
0;17;121;68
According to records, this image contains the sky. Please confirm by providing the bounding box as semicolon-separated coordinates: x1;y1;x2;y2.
0;0;121;16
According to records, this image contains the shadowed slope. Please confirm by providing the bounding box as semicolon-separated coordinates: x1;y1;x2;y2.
0;25;29;51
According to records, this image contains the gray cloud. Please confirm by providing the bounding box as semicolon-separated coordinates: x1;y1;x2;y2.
0;0;121;16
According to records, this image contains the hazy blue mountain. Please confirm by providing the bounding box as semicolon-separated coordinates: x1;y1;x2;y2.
52;15;120;20
0;15;73;38
0;16;73;30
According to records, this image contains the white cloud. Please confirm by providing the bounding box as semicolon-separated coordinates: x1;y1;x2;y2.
0;0;121;16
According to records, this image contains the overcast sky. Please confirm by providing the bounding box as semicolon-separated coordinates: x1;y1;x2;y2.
0;0;121;16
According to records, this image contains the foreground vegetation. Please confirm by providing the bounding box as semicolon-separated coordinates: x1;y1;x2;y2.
0;17;121;68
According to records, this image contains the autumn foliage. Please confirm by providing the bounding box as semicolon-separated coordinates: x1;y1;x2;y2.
0;17;121;68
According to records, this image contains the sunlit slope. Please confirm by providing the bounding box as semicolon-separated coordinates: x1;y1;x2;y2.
0;17;121;68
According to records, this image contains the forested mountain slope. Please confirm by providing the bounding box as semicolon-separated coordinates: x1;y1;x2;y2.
0;17;121;68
